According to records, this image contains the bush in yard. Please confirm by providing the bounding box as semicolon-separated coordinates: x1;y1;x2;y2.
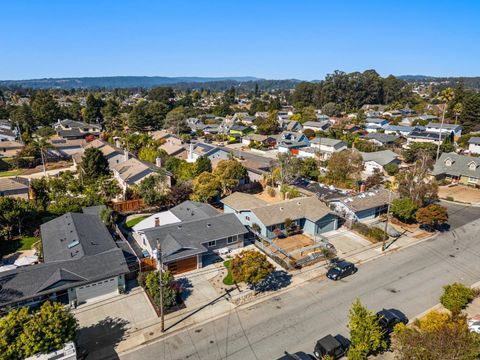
347;298;386;359
416;204;448;227
391;198;419;223
440;283;474;316
231;250;274;286
353;222;387;243
145;270;181;309
384;163;399;176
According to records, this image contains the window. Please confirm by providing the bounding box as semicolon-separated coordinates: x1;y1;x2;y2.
227;236;236;244
207;240;216;247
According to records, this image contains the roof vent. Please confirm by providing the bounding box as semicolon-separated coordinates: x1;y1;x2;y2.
207;223;211;227
177;225;182;229
280;207;284;211
297;201;301;205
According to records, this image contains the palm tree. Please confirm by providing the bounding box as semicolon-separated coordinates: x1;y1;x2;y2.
436;88;455;161
453;102;463;125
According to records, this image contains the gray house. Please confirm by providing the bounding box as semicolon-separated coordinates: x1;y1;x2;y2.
331;189;395;221
0;208;130;310
139;201;248;274
222;192;339;239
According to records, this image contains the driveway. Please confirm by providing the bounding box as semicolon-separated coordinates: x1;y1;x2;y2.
323;228;371;256
439;185;480;204
74;287;157;358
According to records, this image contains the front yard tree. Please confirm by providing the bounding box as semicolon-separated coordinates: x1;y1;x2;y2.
391;198;419;223
213;159;247;195
440;283;474;316
347;298;386;359
81;147;110;180
300;157;320;181
276;152;303;184
145;270;179;309
0;307;29;359
231;250;274;287
392;311;480;359
194;156;212;176
19;301;78;357
137;171;169;207
190;172;222;203
325;150;363;188
416;204;448;228
396;150;438;206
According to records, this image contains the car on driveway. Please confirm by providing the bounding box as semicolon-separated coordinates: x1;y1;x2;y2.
313;334;349;359
376;308;408;333
326;261;357;281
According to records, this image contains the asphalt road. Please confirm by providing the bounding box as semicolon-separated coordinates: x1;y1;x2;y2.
440;200;480;229
121;215;480;360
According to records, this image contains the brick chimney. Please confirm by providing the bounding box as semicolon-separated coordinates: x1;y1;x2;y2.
154;217;160;227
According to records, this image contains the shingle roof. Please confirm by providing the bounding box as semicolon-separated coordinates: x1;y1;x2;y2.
360;150;399;166
468;137;480;145
250;196;333;227
221;192;267;210
365;133;399;144
433;152;480;178
338;189;396;212
310;137;347;148
169;201;220;221
142;213;248;262
0;177;29;192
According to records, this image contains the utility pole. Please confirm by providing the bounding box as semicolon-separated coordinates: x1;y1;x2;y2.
382;188;393;251
436;107;446;161
156;240;165;332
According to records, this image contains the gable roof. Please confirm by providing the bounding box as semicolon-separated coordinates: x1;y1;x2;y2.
310;137;347;149
468;137;480;145
364;133;399;144
336;189;396;213
433;152;480;178
142;213;248;262
360;150;399;166
221;192;267;210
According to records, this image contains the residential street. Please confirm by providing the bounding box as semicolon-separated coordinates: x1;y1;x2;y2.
121;217;480;360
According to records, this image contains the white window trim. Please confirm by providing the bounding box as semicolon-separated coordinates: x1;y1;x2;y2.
207;240;216;247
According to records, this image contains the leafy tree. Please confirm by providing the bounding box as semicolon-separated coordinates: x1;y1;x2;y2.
255;115;281;135
0;307;29;360
354;139;378;153
165;106;188;135
391;198;419;223
10;103;34;133
384;163;399;176
146;101;168;129
324;150;363;188
81;147;110;181
231;250;274;286
31;91;61;125
302;128;315;140
416;204;448;227
213;159;247;195
276;152;303;184
194;156;212;176
300;158;320;181
128;100;154;131
101;99;120;131
149;87;175;105
0;197;38;240
440;283;474;316
138;146;161;164
212;102;233;117
82;94;105;123
145;270;179;309
8;301;78;359
190;172;222;203
364;169;383;189
137;172;169;207
347;298;386;359
397;151;438;206
393;311;480;360
165;182;193;207
402;142;438;163
321;102;342;117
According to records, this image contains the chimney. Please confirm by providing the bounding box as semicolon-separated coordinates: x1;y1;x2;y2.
124;149;129;161
115;138;121;148
155;157;162;167
360;183;366;193
188;143;194;160
154;217;160;227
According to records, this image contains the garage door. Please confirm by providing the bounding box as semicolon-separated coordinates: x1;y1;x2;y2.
76;278;118;304
167;256;197;274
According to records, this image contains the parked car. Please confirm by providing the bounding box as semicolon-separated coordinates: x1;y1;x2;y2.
313;334;349;359
276;351;314;360
468;315;480;333
326;261;357;281
376;309;408;334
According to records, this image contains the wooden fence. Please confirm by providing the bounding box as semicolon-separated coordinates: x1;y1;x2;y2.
110;199;145;213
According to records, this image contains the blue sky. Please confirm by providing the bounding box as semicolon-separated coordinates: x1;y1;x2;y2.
1;0;479;80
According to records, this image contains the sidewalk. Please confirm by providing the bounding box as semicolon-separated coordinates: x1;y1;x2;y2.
88;230;437;359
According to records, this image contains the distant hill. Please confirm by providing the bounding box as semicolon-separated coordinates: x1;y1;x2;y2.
0;76;262;89
398;75;480;90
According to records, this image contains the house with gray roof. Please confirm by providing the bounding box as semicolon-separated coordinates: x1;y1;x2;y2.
330;189;396;221
360;150;400;173
0;208;130;309
302;121;331;132
364;133;399;147
0;177;29;200
432;152;480;186
54;119;101;139
468;137;480;154
276;132;310;153
310;137;348;159
139;201;248;274
222;193;339;239
425;122;462;138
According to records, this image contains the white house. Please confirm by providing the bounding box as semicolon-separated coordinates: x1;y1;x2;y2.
468;137;480;154
310;137;348;159
425;122;462;138
360;150;400;174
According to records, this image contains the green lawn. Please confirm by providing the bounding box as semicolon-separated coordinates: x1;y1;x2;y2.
0;236;39;259
0;169;21;177
223;260;235;285
125;215;149;229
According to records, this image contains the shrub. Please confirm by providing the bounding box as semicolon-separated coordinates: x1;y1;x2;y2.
266;186;276;197
391;198;419;223
384;163;399;176
440;283;474;316
353;222;387;243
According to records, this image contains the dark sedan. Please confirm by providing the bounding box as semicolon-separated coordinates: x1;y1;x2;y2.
326;261;357;281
